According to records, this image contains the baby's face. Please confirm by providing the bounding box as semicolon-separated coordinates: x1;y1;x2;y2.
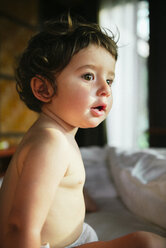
48;44;116;129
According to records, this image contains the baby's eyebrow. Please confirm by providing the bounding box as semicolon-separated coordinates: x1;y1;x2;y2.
76;64;96;71
76;64;115;77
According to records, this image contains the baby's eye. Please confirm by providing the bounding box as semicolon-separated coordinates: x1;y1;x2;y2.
106;79;113;86
82;73;94;81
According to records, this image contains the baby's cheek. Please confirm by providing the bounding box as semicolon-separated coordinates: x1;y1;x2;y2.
69;94;87;112
107;96;113;113
74;90;89;105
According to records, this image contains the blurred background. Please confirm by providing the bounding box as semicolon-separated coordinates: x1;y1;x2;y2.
0;0;166;159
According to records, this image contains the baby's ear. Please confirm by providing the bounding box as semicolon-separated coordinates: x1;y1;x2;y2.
30;76;54;102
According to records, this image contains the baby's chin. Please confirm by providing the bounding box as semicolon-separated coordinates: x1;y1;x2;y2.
79;118;106;129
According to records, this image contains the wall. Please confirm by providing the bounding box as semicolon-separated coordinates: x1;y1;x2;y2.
0;0;39;147
148;0;166;147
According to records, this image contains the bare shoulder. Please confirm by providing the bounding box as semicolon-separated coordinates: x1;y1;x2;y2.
32;126;69;149
16;126;70;176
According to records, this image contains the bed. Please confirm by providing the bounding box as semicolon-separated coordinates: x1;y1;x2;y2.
81;146;166;241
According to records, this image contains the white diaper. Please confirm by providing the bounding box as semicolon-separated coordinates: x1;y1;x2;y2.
41;223;98;248
40;243;50;248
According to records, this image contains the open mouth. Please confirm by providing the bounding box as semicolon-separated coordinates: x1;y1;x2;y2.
92;105;106;111
91;104;107;117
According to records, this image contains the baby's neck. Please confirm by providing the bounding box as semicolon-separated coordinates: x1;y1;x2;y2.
40;110;78;137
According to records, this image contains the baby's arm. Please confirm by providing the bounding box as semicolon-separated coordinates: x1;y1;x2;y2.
3;131;68;248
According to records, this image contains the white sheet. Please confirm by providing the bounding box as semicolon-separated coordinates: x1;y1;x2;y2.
81;146;166;240
107;147;166;229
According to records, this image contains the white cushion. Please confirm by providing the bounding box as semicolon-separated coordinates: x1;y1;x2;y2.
107;147;166;229
81;146;118;199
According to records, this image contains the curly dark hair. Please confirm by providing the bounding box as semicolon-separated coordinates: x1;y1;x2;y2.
15;14;118;112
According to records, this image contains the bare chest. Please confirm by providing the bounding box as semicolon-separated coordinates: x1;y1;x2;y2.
41;148;86;246
60;149;86;188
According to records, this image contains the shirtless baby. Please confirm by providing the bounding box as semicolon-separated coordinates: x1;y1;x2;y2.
0;14;165;248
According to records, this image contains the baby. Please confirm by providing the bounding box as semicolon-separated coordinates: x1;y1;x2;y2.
0;14;165;248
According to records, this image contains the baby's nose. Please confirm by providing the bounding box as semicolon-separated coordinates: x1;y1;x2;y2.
96;80;111;97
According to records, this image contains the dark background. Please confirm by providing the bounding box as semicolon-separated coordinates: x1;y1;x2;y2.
148;0;166;147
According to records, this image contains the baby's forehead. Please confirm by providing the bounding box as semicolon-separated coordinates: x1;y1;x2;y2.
61;44;116;74
71;44;113;61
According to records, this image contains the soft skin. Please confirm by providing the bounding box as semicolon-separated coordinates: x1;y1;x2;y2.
0;45;116;248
